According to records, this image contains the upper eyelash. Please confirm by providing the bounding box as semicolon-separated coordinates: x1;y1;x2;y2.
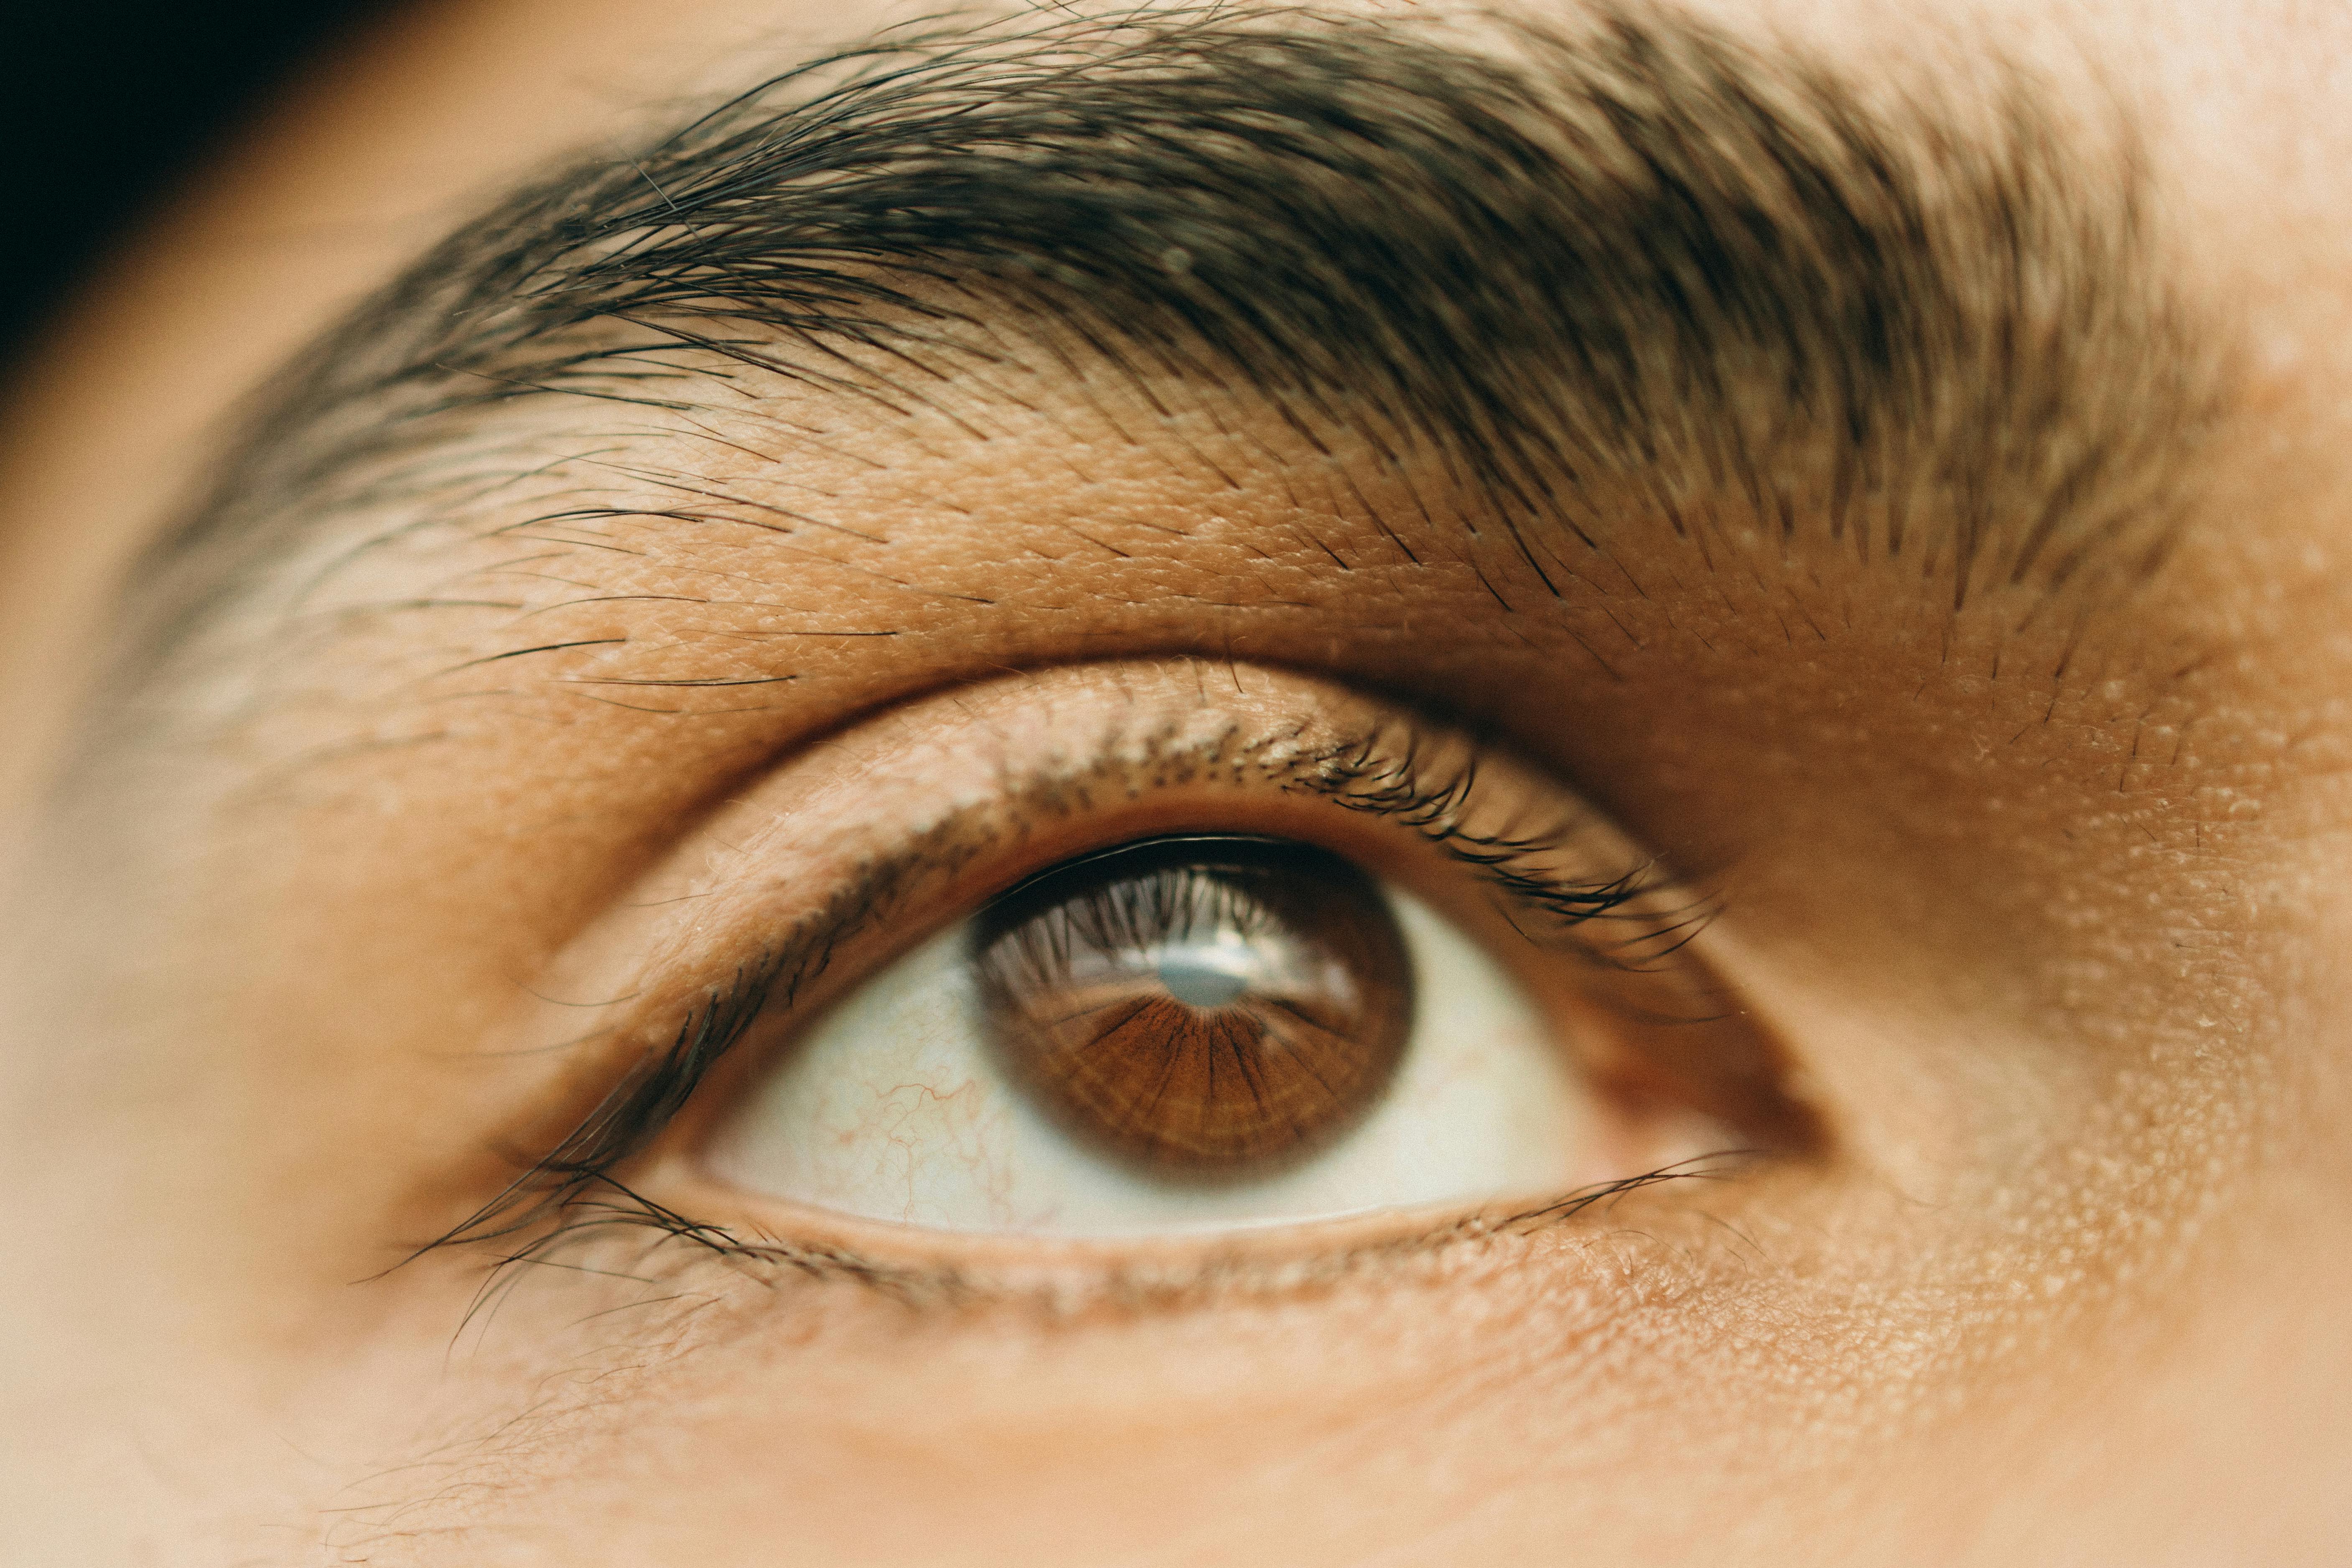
1292;722;1714;965
407;710;1714;1301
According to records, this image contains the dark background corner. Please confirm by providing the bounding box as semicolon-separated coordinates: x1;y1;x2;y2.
5;2;392;363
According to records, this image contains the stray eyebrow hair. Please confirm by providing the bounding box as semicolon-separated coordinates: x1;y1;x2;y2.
126;0;2228;674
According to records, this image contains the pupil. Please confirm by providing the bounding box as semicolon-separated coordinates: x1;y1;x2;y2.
970;835;1414;1181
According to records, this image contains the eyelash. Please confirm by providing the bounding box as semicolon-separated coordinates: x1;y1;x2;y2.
412;711;1732;1314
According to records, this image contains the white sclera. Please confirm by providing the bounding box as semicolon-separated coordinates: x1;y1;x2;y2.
705;891;1593;1235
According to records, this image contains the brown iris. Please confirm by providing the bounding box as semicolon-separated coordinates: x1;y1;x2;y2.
970;836;1414;1181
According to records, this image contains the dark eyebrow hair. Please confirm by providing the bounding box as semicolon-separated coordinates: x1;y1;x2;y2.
127;1;2229;673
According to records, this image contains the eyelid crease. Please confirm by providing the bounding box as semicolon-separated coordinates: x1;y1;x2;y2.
406;690;1716;1305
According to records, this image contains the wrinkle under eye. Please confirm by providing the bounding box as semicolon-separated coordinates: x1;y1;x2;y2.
973;837;1414;1181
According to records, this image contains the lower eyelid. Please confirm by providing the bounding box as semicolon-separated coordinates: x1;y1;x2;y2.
472;1152;1771;1326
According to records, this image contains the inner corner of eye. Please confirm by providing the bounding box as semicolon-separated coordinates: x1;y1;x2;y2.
700;832;1699;1240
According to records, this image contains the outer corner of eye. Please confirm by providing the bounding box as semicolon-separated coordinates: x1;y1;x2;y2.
696;832;1746;1243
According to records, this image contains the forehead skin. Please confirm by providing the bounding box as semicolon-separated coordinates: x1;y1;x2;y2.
5;1;2352;1564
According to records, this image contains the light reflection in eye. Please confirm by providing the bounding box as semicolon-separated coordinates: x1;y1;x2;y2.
703;833;1637;1236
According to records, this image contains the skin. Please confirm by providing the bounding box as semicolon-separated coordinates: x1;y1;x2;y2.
4;0;2352;1563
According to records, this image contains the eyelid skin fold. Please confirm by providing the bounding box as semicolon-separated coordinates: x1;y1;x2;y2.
413;658;1809;1305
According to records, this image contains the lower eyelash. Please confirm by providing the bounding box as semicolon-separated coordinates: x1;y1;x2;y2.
408;701;1717;1306
449;1151;1762;1332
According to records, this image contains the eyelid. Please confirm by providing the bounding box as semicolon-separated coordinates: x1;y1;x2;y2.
412;659;1764;1297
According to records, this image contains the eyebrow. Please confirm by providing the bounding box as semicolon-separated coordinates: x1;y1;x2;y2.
127;1;2229;671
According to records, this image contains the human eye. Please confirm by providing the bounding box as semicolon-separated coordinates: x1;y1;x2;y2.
456;663;1807;1281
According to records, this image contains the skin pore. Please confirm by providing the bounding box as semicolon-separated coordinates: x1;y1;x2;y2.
4;1;2352;1563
